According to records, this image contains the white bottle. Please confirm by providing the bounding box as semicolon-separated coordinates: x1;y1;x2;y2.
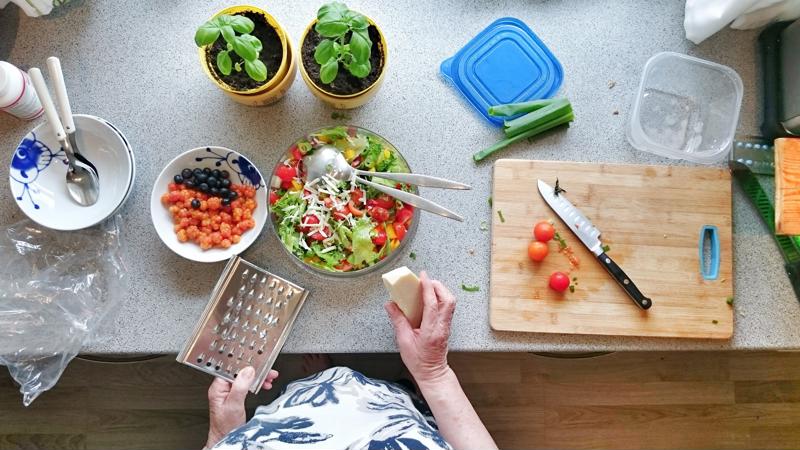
0;61;43;120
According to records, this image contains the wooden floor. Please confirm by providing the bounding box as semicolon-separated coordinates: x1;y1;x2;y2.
1;351;800;450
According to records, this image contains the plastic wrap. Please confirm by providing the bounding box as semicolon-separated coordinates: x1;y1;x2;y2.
685;0;800;44
0;215;126;406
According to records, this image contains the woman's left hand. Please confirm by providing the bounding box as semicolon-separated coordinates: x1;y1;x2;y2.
205;367;279;449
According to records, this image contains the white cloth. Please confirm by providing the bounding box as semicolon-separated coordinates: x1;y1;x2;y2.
684;0;800;44
213;366;452;450
0;0;54;17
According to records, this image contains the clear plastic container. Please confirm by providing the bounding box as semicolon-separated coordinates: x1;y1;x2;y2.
627;52;743;164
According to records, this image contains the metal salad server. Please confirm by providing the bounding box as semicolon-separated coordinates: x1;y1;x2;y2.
303;145;468;221
46;56;99;177
28;68;99;206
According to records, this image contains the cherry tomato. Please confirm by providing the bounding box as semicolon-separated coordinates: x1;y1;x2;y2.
372;225;387;246
348;201;365;217
333;207;349;221
269;190;280;205
308;228;330;241
534;221;555;242
335;260;353;271
367;196;394;210
299;214;320;232
392;222;407;241
549;271;570;292
351;188;364;204
368;206;390;222
290;145;303;162
323;197;334;208
527;241;549;262
275;165;296;189
395;206;414;225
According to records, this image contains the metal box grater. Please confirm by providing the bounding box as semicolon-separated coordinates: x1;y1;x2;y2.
177;256;309;393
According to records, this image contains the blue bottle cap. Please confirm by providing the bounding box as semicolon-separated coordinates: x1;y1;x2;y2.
441;17;564;126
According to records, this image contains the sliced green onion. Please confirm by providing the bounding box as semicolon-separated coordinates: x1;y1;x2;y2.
461;284;480;292
503;98;571;138
488;99;554;117
473;111;574;162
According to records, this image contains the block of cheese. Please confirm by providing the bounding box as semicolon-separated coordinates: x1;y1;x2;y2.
382;266;423;328
776;138;800;235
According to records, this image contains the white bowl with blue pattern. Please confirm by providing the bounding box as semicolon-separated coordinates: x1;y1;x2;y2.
149;146;267;263
9;114;135;231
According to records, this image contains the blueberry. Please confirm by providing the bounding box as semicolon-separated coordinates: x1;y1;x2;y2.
199;183;209;192
184;180;195;189
210;187;220;196
229;191;238;200
195;173;208;183
222;197;231;206
191;199;200;209
193;168;202;176
220;178;231;188
207;177;218;188
181;168;193;179
203;168;211;175
220;188;230;198
173;174;184;184
220;170;230;179
212;169;221;178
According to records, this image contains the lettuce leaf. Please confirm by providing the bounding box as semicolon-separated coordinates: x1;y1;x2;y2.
348;217;378;267
278;220;302;254
273;190;305;221
308;242;344;267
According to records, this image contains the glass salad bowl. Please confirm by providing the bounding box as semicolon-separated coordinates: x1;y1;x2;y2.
268;126;420;278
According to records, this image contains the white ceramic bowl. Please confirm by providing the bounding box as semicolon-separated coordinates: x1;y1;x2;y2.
150;146;268;263
9;114;134;231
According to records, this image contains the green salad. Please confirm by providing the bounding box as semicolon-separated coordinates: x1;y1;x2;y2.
270;126;415;272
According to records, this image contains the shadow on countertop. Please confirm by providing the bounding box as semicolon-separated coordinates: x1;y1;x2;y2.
0;6;19;60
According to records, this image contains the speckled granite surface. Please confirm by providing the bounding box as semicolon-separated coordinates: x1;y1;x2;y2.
0;0;798;354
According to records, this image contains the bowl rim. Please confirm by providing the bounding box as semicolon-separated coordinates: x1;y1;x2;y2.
267;125;420;278
149;145;268;263
10;113;134;231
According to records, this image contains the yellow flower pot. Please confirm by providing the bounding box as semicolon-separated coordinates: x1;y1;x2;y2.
223;38;297;106
197;5;292;104
298;16;388;109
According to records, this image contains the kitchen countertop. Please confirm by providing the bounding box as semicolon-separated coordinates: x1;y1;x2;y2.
1;0;799;354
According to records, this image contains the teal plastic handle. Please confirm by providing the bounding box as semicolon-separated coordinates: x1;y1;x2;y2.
699;225;720;280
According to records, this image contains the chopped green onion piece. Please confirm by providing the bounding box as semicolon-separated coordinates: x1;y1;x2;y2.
569;285;575;293
473;111;574;162
488;196;493;207
409;252;416;260
488;99;554;117
497;210;505;223
503;98;571;138
726;296;733;305
601;244;611;253
461;284;480;292
554;231;568;250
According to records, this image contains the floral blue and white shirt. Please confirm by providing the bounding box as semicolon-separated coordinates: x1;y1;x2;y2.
213;366;452;450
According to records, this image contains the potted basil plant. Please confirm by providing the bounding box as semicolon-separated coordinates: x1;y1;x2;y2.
195;5;296;106
299;2;387;109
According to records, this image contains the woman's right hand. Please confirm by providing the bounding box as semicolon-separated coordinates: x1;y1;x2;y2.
385;271;456;385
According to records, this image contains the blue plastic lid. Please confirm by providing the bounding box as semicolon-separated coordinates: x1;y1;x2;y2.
441;17;563;126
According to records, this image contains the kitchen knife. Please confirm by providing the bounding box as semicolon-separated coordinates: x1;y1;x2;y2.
537;179;652;310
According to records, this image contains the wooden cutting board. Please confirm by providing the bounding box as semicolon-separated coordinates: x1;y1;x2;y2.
490;160;733;339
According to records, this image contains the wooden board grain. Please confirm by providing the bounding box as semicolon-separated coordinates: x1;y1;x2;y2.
489;160;733;338
775;138;800;235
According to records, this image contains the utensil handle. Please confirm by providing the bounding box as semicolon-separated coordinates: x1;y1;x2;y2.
355;170;471;190
356;176;464;221
28;68;66;141
597;252;652;310
46;56;75;134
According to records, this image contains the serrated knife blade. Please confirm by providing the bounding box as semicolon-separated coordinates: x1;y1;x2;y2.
537;180;652;310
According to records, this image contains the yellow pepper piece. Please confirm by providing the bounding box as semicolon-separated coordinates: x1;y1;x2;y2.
344;148;356;161
390;239;400;250
382;149;390;159
290;180;303;191
386;223;397;240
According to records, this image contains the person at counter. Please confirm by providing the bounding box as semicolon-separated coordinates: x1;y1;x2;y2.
202;272;498;450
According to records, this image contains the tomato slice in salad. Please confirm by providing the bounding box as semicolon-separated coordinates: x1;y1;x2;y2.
348;201;365;217
372;224;387;246
335;260;353;271
368;206;390;222
367;195;395;210
392;222;407;241
269;190;280;205
276;165;297;189
395;205;413;225
290;145;303;162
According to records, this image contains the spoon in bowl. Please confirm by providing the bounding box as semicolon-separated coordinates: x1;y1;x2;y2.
29;68;99;206
303;145;468;221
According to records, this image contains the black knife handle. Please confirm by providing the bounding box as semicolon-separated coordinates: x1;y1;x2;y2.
597;252;652;310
